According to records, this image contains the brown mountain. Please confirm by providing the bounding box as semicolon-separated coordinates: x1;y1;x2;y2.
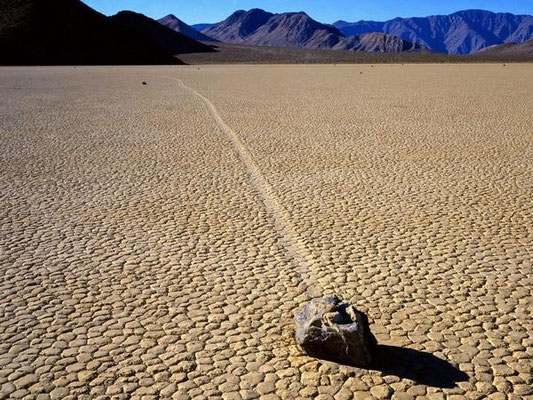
333;32;427;52
202;9;343;49
202;9;274;44
476;39;533;56
158;14;218;42
0;0;212;65
202;9;422;52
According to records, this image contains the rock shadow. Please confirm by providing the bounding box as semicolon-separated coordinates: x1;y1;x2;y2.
370;345;469;388
307;344;468;388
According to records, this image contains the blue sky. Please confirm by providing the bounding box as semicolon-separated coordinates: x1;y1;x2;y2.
84;0;533;25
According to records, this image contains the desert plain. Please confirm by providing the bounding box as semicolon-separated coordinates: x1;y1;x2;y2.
0;64;532;399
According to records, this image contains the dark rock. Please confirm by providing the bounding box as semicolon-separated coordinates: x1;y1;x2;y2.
142;81;147;85
295;295;377;366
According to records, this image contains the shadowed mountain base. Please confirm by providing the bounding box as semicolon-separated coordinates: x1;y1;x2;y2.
180;42;533;64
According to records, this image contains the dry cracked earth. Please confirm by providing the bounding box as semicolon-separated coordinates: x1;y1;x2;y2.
0;64;532;400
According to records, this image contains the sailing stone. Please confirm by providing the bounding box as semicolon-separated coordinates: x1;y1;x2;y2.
295;294;377;366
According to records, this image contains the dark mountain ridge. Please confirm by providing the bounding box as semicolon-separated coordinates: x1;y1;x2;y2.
0;0;212;65
111;11;215;55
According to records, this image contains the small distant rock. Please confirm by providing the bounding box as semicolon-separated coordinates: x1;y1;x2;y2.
294;294;377;366
142;81;147;85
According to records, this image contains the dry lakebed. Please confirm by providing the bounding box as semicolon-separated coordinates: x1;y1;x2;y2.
0;64;532;399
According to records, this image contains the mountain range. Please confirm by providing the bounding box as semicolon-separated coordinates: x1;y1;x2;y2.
334;10;533;54
2;0;532;65
191;9;533;55
199;9;425;52
0;0;213;65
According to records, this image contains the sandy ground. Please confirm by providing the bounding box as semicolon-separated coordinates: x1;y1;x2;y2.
0;65;532;400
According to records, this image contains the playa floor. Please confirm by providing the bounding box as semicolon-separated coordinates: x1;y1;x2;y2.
1;64;532;399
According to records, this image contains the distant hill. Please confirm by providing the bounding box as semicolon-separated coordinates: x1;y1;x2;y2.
111;11;215;55
158;14;218;42
334;10;533;54
192;23;213;32
334;32;427;52
202;9;421;52
477;39;533;56
0;0;212;65
203;9;277;45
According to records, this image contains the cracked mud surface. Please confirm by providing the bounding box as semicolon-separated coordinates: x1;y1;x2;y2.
1;65;532;399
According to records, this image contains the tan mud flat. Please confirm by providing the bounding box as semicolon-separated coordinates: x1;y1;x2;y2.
0;64;531;399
